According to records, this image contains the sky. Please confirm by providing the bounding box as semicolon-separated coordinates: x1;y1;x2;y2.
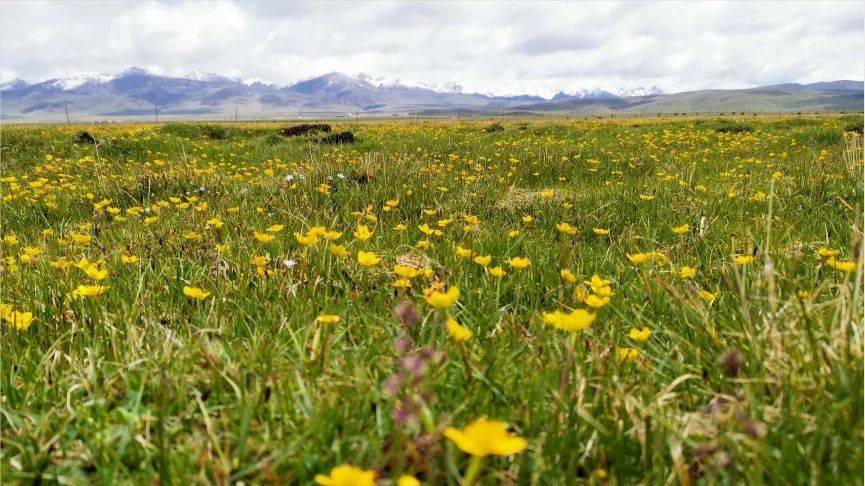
1;1;863;97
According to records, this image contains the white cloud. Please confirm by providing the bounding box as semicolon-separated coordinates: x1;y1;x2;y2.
1;1;862;96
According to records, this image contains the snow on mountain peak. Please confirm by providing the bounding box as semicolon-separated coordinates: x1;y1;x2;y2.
185;70;229;82
615;86;663;97
50;72;114;90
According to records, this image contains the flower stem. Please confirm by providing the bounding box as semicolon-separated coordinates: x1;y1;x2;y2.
463;455;486;485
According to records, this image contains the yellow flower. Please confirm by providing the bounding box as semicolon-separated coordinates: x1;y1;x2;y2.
639;194;655;201
3;234;19;246
816;247;840;259
397;475;421;486
560;269;577;283
423;285;460;309
473;255;492;267
455;245;473;258
521;215;534;223
827;258;857;273
507;257;531;269
23;246;42;257
541;309;595;332
446;318;473;342
489;266;507;278
585;294;610;308
215;244;229;253
394;264;421;279
295;232;319;246
266;224;285;233
357;251;381;267
314;465;375;486
0;303;13;321
556;222;577;235
392;278;412;288
627;252;667;264
628;327;652;342
71;284;109;298
69;232;92;244
4;310;34;331
330;244;348;258
584;275;610;290
52;258;72;270
309;226;327;237
184;231;201;241
679;266;696;279
354;225;373;240
393;224;407;232
734;255;754;265
617;347;639;362
250;255;269;267
323;230;342;241
672;224;690;235
121;255;139;264
697;289;717;302
206;218;224;229
507;229;520;238
254;232;275;244
592;228;609;235
443;418;527;457
316;314;341;324
183;286;210;300
83;265;109;281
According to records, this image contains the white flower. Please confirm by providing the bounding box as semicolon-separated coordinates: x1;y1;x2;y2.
284;174;295;182
282;258;297;269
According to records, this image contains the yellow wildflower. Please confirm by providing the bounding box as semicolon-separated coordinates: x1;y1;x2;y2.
541;309;595;332
357;251;381;267
507;257;531;269
254;232;275;244
446;318;473;342
183;286;210;300
316;314;341;324
473;255;492;267
443;418;527;457
314;465;375;486
423;285;459;309
628;327;652;342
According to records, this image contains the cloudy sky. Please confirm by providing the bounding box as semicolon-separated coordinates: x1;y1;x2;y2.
1;1;862;97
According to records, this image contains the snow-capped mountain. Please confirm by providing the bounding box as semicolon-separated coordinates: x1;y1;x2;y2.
0;67;860;120
615;86;663;97
42;72;115;91
551;87;618;101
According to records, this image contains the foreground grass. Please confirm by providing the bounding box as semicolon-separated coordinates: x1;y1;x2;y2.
1;115;863;484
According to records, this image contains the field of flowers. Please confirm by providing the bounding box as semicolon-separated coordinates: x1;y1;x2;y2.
1;115;863;484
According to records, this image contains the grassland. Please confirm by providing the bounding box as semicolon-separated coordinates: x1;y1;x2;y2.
1;115;863;484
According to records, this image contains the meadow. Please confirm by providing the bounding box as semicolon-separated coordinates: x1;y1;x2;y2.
1;114;862;484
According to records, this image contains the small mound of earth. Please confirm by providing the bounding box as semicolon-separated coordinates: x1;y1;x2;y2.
74;131;97;144
280;123;332;137
319;131;356;144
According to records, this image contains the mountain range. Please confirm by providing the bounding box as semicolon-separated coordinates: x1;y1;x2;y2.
0;67;861;121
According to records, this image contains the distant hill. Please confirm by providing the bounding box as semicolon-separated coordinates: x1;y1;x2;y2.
509;81;864;115
0;68;861;121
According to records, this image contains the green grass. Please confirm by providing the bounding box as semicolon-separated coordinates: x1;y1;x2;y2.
1;115;862;484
